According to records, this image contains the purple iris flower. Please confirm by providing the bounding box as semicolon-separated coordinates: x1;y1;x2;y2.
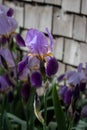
25;28;54;58
0;4;17;35
0;4;25;47
68;63;87;86
24;28;54;61
0;14;17;35
67;69;86;88
58;63;87;87
18;28;58;84
58;63;87;108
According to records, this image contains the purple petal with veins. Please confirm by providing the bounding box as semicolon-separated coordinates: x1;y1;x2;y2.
25;29;48;55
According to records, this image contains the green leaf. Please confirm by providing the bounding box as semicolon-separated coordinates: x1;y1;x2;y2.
73;120;87;130
76;98;87;109
52;84;67;130
7;112;27;130
2;111;14;130
48;122;57;130
0;68;5;75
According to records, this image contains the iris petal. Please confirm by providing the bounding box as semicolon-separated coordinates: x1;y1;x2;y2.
0;48;16;67
16;34;25;46
0;4;17;35
59;85;67;99
46;28;54;51
7;8;14;17
25;29;48;55
30;71;42;87
46;57;58;76
78;63;83;72
57;74;65;82
0;75;9;92
18;56;28;75
64;89;73;105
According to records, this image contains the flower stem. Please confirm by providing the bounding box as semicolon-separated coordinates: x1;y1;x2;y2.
43;92;47;130
26;109;29;130
1;95;6;130
28;88;35;130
